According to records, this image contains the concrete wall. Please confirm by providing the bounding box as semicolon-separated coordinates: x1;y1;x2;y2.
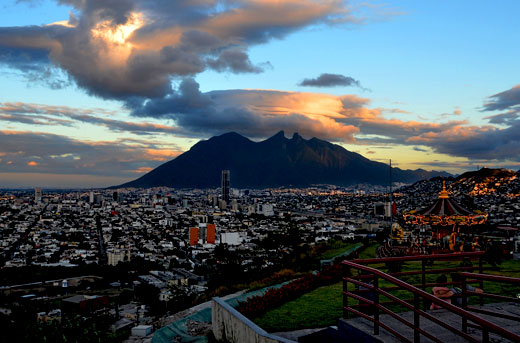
212;297;296;343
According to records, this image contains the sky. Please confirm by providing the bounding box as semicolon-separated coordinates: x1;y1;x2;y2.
0;0;519;188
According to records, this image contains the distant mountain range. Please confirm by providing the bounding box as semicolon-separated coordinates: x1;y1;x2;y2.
115;131;452;189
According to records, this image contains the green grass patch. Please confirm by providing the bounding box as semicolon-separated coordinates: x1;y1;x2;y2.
253;242;381;332
319;242;361;260
254;282;344;332
245;269;306;291
358;242;379;259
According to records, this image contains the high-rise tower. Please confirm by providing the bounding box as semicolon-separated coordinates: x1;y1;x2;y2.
34;187;42;203
221;170;230;204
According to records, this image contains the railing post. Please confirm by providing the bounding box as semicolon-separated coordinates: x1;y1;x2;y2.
482;328;489;343
374;275;379;335
343;276;348;319
414;293;420;343
462;274;468;333
421;258;426;310
479;255;484;306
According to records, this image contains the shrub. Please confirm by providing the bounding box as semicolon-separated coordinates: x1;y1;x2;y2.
236;263;343;318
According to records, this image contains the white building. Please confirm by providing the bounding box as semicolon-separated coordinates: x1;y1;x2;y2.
256;203;274;216
220;232;241;245
131;325;153;337
108;249;131;266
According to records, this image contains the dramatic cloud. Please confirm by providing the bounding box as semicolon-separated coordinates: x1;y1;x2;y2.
483;84;520;112
405;123;520;161
0;130;181;177
2;1;519;172
299;73;365;89
484;111;519;125
125;79;520;163
128;78;361;142
0;0;360;100
0;102;186;135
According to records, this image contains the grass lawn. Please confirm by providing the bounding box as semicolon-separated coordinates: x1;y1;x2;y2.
358;242;380;259
254;282;344;332
319;242;362;260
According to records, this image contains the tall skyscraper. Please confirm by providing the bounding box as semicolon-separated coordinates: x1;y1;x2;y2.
34;188;42;203
221;170;230;204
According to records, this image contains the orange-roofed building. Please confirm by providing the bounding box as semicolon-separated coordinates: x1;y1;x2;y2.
189;227;198;246
207;223;215;244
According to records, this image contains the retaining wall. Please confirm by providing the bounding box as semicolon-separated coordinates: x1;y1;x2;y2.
212;297;296;343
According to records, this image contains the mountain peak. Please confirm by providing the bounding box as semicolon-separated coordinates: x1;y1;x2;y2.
115;131;451;189
264;130;287;142
218;131;244;139
273;130;286;139
292;132;302;140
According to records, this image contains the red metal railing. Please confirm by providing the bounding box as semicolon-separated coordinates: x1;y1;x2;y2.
459;272;520;334
349;252;486;308
342;253;520;343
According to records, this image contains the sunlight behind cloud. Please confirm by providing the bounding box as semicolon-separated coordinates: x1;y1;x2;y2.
91;12;144;46
90;12;145;64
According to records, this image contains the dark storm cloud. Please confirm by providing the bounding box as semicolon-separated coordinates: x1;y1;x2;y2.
299;73;364;88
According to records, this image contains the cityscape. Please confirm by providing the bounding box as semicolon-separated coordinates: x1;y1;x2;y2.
1;1;520;343
1;167;519;342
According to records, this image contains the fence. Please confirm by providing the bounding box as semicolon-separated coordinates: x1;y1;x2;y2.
459;272;520;335
342;252;520;342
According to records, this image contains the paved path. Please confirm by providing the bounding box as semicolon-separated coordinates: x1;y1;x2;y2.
343;302;520;342
273;327;327;341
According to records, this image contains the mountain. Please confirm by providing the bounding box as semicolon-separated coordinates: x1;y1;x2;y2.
115;131;451;189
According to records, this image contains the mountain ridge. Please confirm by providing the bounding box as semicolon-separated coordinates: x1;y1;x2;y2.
115;131;452;189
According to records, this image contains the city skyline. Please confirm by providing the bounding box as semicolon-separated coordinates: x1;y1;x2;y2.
1;0;520;187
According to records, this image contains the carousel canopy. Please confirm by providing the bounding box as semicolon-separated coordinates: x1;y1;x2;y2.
404;181;487;226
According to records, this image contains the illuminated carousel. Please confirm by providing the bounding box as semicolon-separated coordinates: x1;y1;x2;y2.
403;180;488;252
